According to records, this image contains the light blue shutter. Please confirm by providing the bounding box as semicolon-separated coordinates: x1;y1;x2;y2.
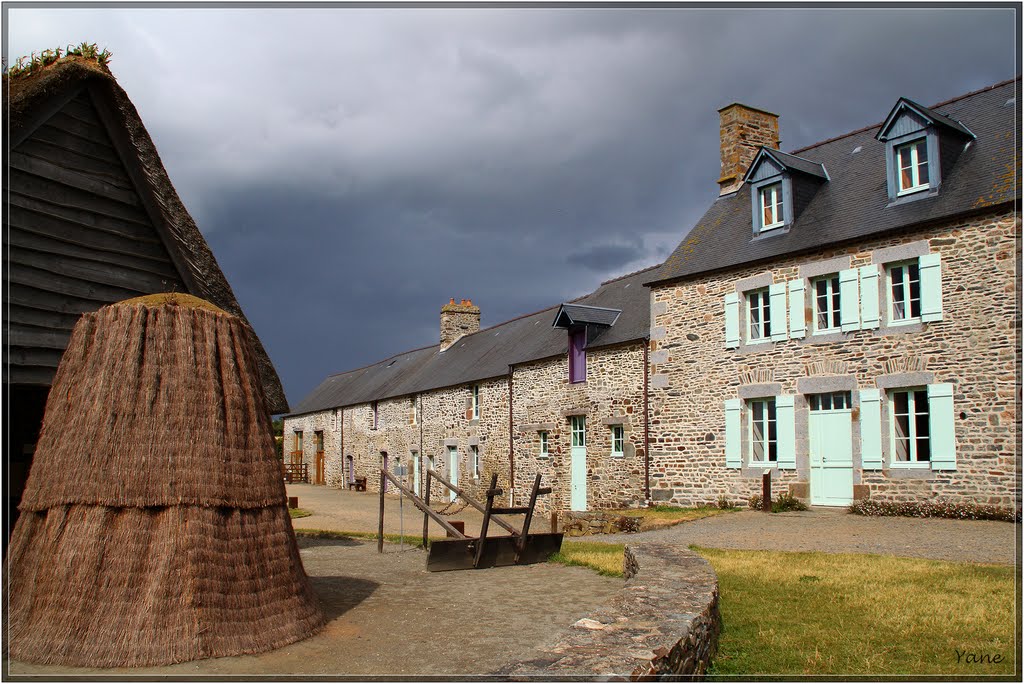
919;253;943;322
769;282;788;342
859;389;883;469
775;395;796;469
839;268;861;332
724;293;740;349
859;265;880;330
725;399;742;468
788;280;806;339
928;383;956;470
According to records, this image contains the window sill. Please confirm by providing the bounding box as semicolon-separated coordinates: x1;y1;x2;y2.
611;452;624;458
889;461;931;469
887;187;938;207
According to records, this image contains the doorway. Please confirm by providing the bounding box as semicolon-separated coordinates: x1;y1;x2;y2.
808;392;854;506
570;415;587;511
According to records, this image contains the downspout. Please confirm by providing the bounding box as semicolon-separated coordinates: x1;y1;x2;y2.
419;395;424;489
339;407;345;484
643;338;651;505
508;365;515;506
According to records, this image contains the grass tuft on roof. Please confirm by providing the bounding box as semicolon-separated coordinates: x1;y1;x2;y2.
116;292;229;315
3;42;112;80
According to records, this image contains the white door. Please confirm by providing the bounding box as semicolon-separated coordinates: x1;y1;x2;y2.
570;416;587;511
809;393;854;506
447;446;458;502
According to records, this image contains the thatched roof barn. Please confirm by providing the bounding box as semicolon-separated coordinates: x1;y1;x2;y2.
4;48;288;535
6;295;323;667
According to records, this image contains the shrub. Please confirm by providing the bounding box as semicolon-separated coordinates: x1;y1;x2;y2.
849;498;1020;522
717;496;734;510
748;492;809;513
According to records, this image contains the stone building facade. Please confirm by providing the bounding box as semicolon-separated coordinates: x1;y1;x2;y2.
284;267;653;514
645;79;1020;509
286;79;1019;514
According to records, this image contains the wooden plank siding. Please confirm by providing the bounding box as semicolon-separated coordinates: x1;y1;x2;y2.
4;91;186;385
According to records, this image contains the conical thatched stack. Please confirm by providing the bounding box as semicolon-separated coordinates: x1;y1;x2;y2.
6;294;324;667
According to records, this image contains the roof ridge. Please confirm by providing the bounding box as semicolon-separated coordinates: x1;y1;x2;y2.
325;342;438;379
598;262;662;286
788;76;1018;156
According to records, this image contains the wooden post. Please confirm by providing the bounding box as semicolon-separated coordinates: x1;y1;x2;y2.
515;474;542;563
762;471;772;513
378;468;386;552
474;474;499;568
426;468;521;536
422;469;432;548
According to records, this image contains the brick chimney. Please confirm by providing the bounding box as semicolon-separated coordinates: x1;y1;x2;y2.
440;298;481;351
717;103;780;196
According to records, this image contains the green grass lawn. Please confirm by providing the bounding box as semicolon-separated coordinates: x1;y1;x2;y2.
550;540;626;577
605;505;737;530
288;508;313;519
696;547;1017;677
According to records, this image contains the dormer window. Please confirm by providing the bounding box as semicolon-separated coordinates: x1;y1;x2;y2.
877;96;974;203
895;138;929;195
759;182;784;230
744;147;828;237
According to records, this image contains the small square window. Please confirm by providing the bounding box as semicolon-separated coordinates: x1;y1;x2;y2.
759;182;784;231
888;261;922;324
471;445;481;479
470;385;480;419
747;289;772;342
896;139;929;195
610;425;624;457
570;416;586;448
812;275;841;333
539;431;549;456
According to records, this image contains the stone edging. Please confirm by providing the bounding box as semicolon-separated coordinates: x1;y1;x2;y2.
495;542;721;679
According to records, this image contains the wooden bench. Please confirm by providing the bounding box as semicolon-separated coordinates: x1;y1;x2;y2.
347;477;367;492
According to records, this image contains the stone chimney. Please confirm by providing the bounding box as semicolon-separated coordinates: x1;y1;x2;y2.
717;103;780;196
440;298;481;351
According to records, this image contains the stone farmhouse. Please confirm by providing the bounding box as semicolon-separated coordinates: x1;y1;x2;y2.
285;78;1020;512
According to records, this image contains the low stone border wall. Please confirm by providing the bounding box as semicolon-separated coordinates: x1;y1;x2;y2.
496;542;720;679
559;510;643;536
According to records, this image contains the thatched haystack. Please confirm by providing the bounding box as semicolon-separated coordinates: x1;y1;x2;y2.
6;294;324;667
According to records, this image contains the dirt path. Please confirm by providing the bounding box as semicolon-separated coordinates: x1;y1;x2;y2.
8;538;620;677
602;508;1017;565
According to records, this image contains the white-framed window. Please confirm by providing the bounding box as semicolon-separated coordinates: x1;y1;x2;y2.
539;431;549;456
895;138;929;195
887;261;922;323
889;388;930;465
610;425;624;457
759;182;784;231
748;398;778;463
570;416;586;448
812;275;841;333
471;445;480;479
747;289;772;342
470;384;480;419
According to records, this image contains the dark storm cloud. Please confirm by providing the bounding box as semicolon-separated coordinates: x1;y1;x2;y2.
8;6;1017;405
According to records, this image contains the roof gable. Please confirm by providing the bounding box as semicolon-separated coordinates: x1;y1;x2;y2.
5;57;289;412
743;147;829;184
876;97;975;142
552;303;622;328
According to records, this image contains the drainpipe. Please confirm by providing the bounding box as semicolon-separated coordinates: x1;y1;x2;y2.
643;338;651;505
339;408;344;485
419;395;424;491
508;365;515;506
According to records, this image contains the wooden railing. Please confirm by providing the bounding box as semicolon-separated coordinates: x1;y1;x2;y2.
282;462;309;483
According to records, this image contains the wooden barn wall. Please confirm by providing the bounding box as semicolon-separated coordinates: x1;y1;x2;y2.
5;88;186;385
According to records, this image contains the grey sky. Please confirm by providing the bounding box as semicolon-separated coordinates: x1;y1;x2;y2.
6;5;1018;407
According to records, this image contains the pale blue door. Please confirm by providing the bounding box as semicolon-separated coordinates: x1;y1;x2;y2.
809;398;854;506
570;416;587;511
447;446;458;502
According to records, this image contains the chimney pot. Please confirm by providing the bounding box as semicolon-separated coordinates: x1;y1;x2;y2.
440;297;481;351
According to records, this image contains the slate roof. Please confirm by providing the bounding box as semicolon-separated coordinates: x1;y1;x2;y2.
649;78;1020;286
552;303;622;328
5;56;289;412
287;266;655;417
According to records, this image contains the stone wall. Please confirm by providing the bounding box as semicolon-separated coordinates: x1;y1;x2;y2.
283;340;650;516
648;208;1020;507
495;542;720;678
559;510;643;536
511;343;648;514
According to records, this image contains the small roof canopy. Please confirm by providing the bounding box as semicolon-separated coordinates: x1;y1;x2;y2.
743;147;829;183
552;303;621;329
876;97;975;142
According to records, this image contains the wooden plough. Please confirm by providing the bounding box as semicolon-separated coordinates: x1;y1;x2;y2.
377;469;563;572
